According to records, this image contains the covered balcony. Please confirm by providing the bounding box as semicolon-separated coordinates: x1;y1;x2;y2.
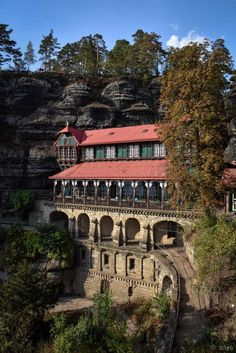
53;179;169;210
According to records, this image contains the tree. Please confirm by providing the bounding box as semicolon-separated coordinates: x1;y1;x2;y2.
12;190;33;220
51;291;135;353
38;30;60;71
57;42;80;73
160;40;233;209
24;41;37;70
106;39;134;77
0;263;57;353
132;29;165;81
0;24;21;67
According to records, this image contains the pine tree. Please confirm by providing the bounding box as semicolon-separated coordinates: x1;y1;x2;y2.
160;40;233;209
0;24;21;67
38;29;60;71
132;29;165;81
106;39;134;78
24;41;37;70
57;42;80;73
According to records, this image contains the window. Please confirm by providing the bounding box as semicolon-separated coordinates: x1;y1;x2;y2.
128;286;133;297
129;258;135;270
71;148;76;160
84;148;94;160
104;254;109;266
141;144;152;158
153;143;166;158
117;145;127;158
60;147;65;159
159;143;166;157
66;148;70;159
95;146;105;159
98;182;107;198
123;181;133;198
232;194;236;211
128;144;139;158
106;146;115;159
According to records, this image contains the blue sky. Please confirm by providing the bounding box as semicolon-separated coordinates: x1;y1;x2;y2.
1;0;236;68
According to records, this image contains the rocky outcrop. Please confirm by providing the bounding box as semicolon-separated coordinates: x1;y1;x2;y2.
0;73;161;208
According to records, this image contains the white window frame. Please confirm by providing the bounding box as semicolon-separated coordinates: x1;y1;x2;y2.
128;144;139;158
154;144;160;157
159;143;166;157
85;147;94;160
106;146;115;159
66;147;70;159
232;193;236;211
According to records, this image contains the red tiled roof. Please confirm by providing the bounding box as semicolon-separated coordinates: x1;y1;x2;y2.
49;159;167;180
59;126;84;143
59;124;161;146
223;168;236;188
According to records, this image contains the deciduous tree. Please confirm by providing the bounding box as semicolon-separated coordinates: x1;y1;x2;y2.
160;40;233;209
24;40;37;70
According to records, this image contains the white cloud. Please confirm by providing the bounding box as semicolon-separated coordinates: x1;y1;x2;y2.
166;31;206;48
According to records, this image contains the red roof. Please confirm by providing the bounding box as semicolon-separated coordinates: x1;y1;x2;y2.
49;159;167;180
59;124;161;146
223;168;236;188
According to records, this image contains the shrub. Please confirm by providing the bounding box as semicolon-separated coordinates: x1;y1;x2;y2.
154;291;171;320
12;190;33;220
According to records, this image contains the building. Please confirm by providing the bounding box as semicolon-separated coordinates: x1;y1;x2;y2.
42;123;198;301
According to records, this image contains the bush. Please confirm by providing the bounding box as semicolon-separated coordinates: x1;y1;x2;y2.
12;190;33;220
154;291;171;320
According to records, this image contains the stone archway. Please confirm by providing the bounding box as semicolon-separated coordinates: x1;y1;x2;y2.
162;275;173;296
49;211;69;230
100;216;114;241
125;218;140;245
153;221;183;248
78;213;90;238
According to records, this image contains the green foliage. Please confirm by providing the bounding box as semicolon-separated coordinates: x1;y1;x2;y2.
24;40;37;70
38;29;60;71
160;39;233;209
193;215;236;286
0;24;21;67
106;39;134;78
51;291;136;353
0;262;57;353
4;224;75;271
180;331;236;353
12;190;33;220
154;291;171;320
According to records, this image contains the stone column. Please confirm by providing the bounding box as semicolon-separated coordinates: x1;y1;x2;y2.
68;217;75;237
132;181;138;208
62;180;66;203
160;181;167;209
119;181;124;206
82;180;88;205
53;180;57;201
94;180;99;205
145;181;151;209
140;225;151;251
105;180;111;206
91;218;100;243
114;221;122;245
72;180;76;204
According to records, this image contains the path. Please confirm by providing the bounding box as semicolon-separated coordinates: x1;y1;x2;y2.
162;247;207;352
50;296;93;313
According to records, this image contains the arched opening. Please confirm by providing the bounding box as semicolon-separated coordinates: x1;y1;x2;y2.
162;276;173;296
55;181;62;198
135;181;147;200
109;181;119;199
100;216;114;241
78;213;90;238
74;180;84;201
149;182;162;208
64;181;72;198
86;181;95;198
49;211;69;230
125;218;140;245
97;181;107;204
153;221;183;248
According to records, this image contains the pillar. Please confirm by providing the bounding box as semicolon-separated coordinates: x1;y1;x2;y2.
94;180;98;205
82;180;88;205
119;181;124;206
105;180;111;206
53;180;57;201
160;181;167;209
62;180;66;203
114;221;122;245
72;180;76;204
145;181;151;208
68;217;75;237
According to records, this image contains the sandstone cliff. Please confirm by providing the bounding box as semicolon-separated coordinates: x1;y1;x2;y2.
0;73;161;207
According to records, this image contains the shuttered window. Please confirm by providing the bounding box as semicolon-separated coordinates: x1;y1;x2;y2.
117;145;127;158
95;146;105;159
141;144;152;158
